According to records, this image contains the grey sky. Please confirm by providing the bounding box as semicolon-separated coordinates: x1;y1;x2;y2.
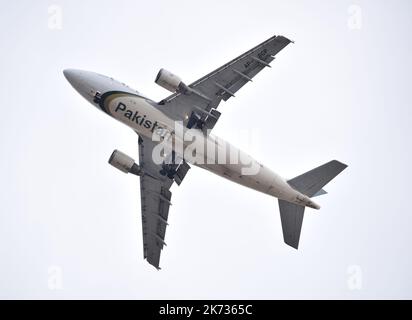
0;0;411;299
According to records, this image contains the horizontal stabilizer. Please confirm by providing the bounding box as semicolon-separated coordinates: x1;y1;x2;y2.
287;160;347;197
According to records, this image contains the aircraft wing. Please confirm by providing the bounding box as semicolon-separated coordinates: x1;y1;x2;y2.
158;35;292;132
137;135;190;269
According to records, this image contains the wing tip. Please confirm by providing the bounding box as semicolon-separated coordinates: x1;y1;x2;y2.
331;159;349;171
146;258;162;271
277;35;295;44
284;238;300;250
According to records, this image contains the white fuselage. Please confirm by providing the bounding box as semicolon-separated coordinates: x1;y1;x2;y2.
63;69;319;208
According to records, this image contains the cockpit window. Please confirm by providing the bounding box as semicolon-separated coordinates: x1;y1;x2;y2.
93;91;102;104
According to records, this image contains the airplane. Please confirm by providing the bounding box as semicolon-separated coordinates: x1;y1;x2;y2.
64;34;347;270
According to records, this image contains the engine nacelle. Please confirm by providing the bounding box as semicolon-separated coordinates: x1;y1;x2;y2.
155;68;188;93
108;150;142;176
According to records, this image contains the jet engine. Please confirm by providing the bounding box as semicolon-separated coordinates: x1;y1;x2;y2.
155;68;189;93
108;150;142;176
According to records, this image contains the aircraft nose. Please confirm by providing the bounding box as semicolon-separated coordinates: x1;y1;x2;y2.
64;68;123;106
63;68;93;100
63;69;81;87
63;69;72;79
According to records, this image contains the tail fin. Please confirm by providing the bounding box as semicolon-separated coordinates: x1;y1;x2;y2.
279;160;347;249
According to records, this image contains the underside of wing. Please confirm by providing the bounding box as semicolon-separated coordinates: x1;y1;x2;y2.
137;135;190;269
156;35;292;132
139;173;172;269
